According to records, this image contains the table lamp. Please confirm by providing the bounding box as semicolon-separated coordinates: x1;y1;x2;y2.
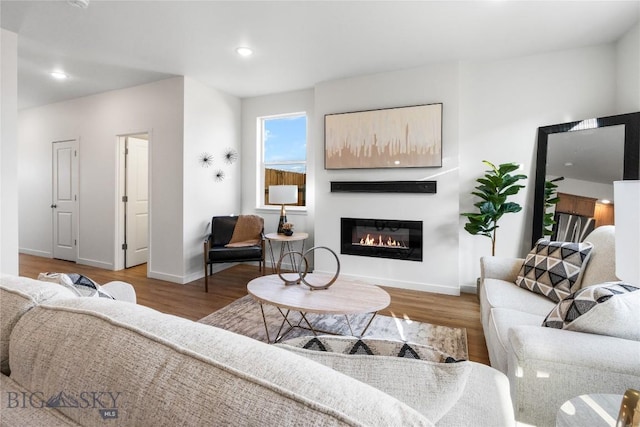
614;180;640;285
269;185;298;234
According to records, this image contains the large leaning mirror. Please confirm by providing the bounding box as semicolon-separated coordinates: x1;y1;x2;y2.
532;112;640;246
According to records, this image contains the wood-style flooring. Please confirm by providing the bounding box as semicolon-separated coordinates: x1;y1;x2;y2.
18;254;489;364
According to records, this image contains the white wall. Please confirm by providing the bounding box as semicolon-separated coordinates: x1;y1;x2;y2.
18;78;186;280
183;77;241;281
1;29;19;275
313;63;461;295
241;88;315;267
552;177;614;203
616;22;640;113
458;44;618;290
242;43;620;295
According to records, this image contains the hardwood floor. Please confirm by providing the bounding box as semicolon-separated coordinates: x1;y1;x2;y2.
18;254;489;364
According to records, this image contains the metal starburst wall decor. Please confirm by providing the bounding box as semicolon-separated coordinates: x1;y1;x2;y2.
223;148;238;165
199;152;214;168
214;169;225;182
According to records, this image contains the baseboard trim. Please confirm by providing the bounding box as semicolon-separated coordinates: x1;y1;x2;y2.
148;270;185;284
313;269;460;296
77;258;114;271
460;284;478;294
19;248;52;258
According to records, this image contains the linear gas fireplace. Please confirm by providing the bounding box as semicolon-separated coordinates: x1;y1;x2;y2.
340;218;423;262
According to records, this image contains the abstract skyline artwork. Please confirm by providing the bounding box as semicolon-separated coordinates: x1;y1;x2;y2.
324;103;442;169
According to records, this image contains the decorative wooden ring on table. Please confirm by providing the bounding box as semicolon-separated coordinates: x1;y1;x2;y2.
300;246;340;291
276;251;308;286
276;246;341;290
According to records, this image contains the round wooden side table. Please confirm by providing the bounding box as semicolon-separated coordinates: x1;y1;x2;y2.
264;232;309;272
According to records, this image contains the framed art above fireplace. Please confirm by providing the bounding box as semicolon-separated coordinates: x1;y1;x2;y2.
324;103;442;169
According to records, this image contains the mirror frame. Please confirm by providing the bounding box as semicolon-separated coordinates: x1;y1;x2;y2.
532;112;640;246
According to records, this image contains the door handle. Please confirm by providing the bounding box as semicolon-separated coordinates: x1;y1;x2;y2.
50;204;57;208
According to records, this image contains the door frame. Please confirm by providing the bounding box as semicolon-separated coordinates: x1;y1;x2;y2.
115;131;152;271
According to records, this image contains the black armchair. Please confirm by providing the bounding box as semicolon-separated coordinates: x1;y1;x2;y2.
203;215;265;292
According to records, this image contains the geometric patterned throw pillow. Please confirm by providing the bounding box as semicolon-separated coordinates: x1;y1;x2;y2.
515;239;593;302
542;282;640;341
279;335;464;363
37;272;115;299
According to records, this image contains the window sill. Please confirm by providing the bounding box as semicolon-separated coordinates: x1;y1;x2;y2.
256;206;307;215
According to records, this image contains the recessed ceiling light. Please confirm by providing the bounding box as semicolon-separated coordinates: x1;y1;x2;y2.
600;199;612;204
564;162;573;167
68;0;89;9
235;47;253;57
50;71;68;80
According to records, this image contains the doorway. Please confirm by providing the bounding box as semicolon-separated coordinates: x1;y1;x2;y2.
117;133;149;269
52;139;79;262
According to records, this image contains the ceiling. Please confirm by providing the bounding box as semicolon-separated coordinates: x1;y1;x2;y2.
2;1;639;110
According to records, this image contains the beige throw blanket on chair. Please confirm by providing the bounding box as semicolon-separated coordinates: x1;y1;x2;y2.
225;215;263;247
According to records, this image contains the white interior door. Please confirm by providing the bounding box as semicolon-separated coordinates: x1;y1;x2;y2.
52;140;78;262
125;136;149;268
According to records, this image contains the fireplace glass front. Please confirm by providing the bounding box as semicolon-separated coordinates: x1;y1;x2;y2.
340;217;422;261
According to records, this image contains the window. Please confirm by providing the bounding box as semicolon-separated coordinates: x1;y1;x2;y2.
259;113;307;207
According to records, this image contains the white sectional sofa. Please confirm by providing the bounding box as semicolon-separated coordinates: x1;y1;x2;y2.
479;226;640;426
1;274;515;426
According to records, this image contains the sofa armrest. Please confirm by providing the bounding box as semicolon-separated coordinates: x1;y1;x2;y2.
102;281;137;303
506;325;640;426
480;256;524;282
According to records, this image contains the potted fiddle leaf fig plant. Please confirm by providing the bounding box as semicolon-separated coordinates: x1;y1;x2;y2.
461;160;527;256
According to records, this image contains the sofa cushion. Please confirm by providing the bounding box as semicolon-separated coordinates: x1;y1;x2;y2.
480;279;556;328
515;240;593;302
9;298;433;426
580;225;617;288
542;282;640;340
208;245;262;262
0;275;76;375
1;374;81;426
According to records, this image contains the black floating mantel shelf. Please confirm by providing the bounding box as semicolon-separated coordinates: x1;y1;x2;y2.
330;181;437;194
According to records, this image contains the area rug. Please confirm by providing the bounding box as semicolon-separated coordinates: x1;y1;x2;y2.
198;294;468;360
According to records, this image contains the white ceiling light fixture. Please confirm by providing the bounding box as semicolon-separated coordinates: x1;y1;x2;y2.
68;0;89;9
50;71;68;80
235;47;253;57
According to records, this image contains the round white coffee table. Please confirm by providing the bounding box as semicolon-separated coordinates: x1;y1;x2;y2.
247;273;390;343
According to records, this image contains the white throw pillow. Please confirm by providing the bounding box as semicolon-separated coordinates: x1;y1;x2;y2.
542;281;640;341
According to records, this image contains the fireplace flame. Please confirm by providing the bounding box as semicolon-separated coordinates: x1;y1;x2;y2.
358;234;407;248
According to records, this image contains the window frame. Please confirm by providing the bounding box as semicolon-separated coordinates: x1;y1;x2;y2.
257;111;308;211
